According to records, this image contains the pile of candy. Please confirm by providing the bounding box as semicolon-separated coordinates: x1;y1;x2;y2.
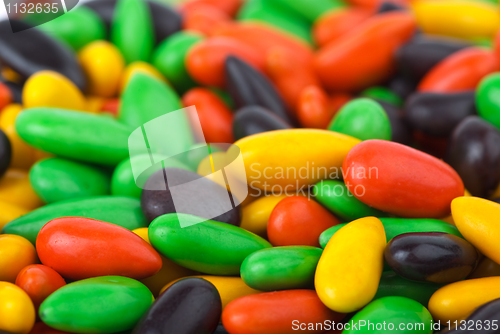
1;0;500;333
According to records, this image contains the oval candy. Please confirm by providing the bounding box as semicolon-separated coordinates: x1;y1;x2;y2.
149;213;271;275
36;217;162;280
343;139;464;218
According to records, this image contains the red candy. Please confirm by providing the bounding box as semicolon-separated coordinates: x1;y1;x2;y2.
222;290;345;334
186;37;265;87
418;48;499;93
0;82;13;111
343;140;464;218
313;8;373;47
314;12;416;92
182;88;234;143
267;196;341;247
15;264;66;309
36;217;162;280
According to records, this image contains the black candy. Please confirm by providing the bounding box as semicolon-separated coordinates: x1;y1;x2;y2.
141;167;240;225
84;0;182;44
377;100;412;145
387;75;417;100
233;105;292;140
377;1;407;13
404;91;476;137
0;20;86;91
132;278;222;334
0;77;22;104
443;298;500;334
0;129;11;178
395;36;471;83
225;56;293;124
384;232;478;283
445;116;500;198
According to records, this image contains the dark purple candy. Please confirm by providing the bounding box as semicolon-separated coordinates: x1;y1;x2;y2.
385;232;478;283
225;56;293;124
404;91;476;137
233;105;292;140
0;20;86;91
132;278;222;334
395;36;471;83
445;116;500;198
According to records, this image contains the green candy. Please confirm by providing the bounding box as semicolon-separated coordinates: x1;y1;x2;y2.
111;154;191;198
476;73;500;130
240;246;322;291
313;180;387;222
38;7;106;50
30;157;110;203
178;143;222;171
119;73;183;128
39;276;153;334
360;86;403;107
268;0;345;22
149;213;272;275
328;98;392;141
237;0;313;45
16;108;131;166
152;32;203;93
374;272;444;307
111;0;154;64
2;196;147;244
319;217;463;248
344;296;433;334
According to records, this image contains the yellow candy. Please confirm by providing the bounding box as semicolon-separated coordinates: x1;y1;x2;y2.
23;70;86;110
0;104;38;169
85;96;105;113
240;194;288;237
133;227;194;296
451;196;500;265
79;41;125;98
315;216;386;313
234;129;360;191
0;201;28;231
412;0;500;40
161;275;260;309
0;282;35;334
429;277;500;322
0;234;37;283
0;169;42;210
120;61;166;93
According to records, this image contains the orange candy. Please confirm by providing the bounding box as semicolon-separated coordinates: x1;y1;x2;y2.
15;264;66;309
313;8;373;47
418;48;499;93
179;0;243;17
222;290;345;334
267;196;341;247
182;88;234;143
212;22;313;64
265;47;319;112
314;12;416;92
186;37;265;87
297;86;350;129
182;3;231;36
